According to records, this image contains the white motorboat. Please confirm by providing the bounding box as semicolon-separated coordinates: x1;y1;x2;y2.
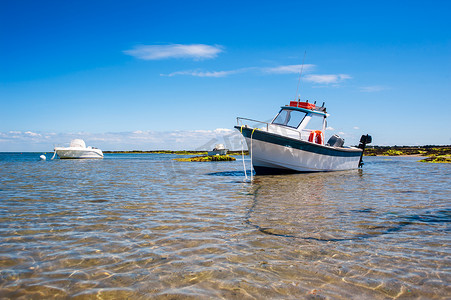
235;100;371;174
53;139;103;159
207;144;228;156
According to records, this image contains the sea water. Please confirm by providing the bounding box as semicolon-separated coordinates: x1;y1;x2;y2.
0;153;449;298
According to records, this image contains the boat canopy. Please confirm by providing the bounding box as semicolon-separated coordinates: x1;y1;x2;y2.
70;139;86;148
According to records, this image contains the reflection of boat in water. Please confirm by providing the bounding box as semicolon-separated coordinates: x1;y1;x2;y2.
207;144;228;156
53;139;103;159
235;100;371;174
245;170;392;242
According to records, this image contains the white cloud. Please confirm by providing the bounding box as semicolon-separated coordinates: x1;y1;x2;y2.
165;69;241;78
163;64;315;78
25;131;41;137
304;74;352;84
124;44;223;60
163;66;351;84
326;127;335;131
263;64;315;74
0;129;245;152
353;126;360;130
214;128;234;134
359;85;388;92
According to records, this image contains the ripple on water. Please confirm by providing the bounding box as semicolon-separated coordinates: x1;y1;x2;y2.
0;154;449;298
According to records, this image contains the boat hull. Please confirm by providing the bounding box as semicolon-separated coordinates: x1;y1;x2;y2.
207;149;228;156
54;148;103;159
236;126;362;174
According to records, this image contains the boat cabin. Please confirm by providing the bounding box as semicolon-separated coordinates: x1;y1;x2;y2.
269;101;328;145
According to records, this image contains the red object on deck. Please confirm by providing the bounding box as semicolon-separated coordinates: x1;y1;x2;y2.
308;130;324;145
289;101;316;110
298;102;316;110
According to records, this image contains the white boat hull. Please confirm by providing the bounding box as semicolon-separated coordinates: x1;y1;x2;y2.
246;137;360;173
54;148;103;159
207;149;228;156
237;126;362;174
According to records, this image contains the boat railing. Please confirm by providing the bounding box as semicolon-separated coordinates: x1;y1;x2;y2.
237;117;308;140
236;117;271;130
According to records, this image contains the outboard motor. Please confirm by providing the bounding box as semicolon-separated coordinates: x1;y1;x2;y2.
358;134;372;167
327;134;345;147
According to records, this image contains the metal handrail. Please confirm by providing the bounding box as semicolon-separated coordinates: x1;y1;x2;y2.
236;117;310;140
236;117;271;130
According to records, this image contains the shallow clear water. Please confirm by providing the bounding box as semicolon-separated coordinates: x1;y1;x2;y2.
0;153;449;299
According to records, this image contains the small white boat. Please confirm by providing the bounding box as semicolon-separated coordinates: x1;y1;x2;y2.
235;100;371;174
53;139;103;159
207;144;228;156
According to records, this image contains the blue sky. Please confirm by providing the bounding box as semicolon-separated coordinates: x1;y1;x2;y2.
1;0;450;151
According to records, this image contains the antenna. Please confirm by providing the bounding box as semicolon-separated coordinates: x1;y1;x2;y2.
295;50;307;101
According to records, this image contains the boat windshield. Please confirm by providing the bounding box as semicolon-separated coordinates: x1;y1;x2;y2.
305;114;325;131
272;109;306;128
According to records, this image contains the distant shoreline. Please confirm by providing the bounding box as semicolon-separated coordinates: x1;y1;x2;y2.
102;145;451;157
103;146;450;163
362;145;451;157
103;150;249;155
3;146;450;158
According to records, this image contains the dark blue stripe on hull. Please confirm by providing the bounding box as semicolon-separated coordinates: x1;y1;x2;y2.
235;126;361;158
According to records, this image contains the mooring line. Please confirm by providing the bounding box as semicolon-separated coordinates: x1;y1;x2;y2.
240;125;248;182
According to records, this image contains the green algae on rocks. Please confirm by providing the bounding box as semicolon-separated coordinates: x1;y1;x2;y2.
418;155;451;163
364;146;451;157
